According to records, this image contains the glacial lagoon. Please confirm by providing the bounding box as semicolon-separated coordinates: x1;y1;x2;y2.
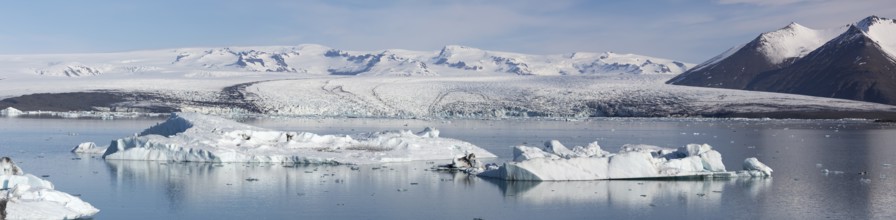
1;116;895;219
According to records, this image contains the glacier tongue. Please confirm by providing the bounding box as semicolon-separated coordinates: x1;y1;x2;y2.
100;113;496;164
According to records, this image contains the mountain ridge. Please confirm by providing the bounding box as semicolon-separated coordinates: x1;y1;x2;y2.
668;15;896;105
0;44;693;78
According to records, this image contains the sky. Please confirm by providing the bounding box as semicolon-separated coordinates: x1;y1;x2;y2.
0;0;893;63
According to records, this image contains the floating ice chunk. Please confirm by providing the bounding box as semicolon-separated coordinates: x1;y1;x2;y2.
479;141;768;181
100;113;495;164
438;153;485;173
860;178;872;184
0;157;99;219
0;107;23;117
71;142;108;154
743;157;773;177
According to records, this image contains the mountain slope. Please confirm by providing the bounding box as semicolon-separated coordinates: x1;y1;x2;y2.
746;17;896;105
667;22;843;88
668;15;896;105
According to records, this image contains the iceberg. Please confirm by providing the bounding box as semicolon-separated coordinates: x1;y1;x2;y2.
0;107;23;117
478;140;772;181
71;142;108;154
101;113;496;164
0;157;99;219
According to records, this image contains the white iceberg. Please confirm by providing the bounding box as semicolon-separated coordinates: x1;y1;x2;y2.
101;113;496;164
478;140;771;181
0;107;23;117
743;157;774;176
0;157;99;219
71;142;108;154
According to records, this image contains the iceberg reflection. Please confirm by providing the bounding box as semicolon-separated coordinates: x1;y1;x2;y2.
485;178;771;208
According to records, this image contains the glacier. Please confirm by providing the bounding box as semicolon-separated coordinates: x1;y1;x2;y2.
0;158;99;219
1;44;894;120
99;113;495;164
476;141;772;181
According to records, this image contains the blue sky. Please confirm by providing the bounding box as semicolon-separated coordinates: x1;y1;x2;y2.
0;0;893;62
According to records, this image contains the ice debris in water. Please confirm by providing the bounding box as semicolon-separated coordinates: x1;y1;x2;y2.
437;153;485;173
475;140;772;181
0;157;99;219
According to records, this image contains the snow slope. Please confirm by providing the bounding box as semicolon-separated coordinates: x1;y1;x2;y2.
856;15;896;60
755;23;846;65
100;113;495;164
687;22;844;71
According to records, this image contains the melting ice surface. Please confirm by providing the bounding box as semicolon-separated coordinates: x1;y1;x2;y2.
2;117;896;219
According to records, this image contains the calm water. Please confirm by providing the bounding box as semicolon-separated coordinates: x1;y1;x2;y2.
1;116;895;219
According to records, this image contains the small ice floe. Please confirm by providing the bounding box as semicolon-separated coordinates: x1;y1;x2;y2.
475;140;773;181
860;178;872;184
742;157;773;177
436;153;485;173
0;157;99;219
71;142;108;154
822;169;845;175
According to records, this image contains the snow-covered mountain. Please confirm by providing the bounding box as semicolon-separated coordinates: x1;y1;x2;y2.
668;15;896;105
433;45;689;75
0;44;692;78
667;22;845;88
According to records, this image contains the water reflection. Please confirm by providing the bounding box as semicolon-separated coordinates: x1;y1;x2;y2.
105;158;772;216
484;177;770;209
